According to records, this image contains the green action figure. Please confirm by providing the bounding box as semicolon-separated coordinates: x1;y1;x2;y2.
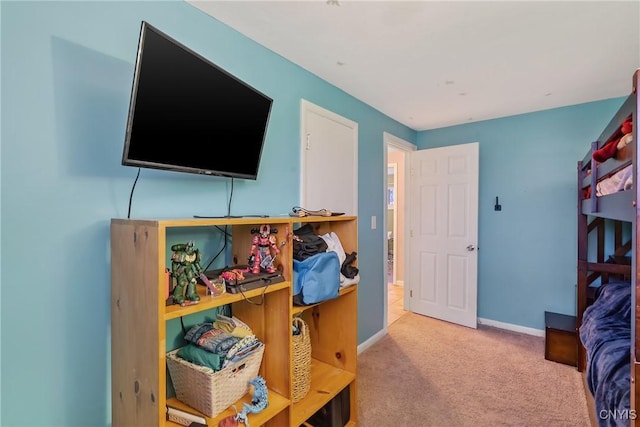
170;241;202;305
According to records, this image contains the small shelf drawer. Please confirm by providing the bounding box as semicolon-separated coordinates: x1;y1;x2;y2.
544;311;577;367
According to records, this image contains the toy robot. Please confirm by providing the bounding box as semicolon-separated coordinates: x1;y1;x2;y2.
248;225;280;274
170;241;202;304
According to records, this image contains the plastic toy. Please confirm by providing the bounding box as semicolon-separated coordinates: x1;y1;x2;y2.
248;225;280;274
170;241;202;305
237;376;269;425
217;376;269;427
220;269;246;284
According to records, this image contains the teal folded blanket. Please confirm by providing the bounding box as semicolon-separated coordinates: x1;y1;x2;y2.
177;344;224;371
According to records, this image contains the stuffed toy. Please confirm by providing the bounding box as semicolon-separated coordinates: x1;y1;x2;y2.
617;118;633;150
593;117;633;163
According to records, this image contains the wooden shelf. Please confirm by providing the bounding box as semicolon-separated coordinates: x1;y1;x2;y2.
291;359;356;427
165;281;290;320
292;286;356;316
111;216;358;426
166;389;290;427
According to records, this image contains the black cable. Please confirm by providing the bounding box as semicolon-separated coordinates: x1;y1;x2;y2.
238;281;271;306
203;225;230;272
228;177;234;217
180;316;186;335
127;168;141;219
193;177;241;219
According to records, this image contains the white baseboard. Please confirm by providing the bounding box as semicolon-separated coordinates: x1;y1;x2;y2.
478;317;544;337
358;316;544;355
357;328;387;354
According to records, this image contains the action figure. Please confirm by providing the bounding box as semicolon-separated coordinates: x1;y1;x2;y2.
170;241;202;305
237;376;269;426
248;225;280;274
218;376;268;427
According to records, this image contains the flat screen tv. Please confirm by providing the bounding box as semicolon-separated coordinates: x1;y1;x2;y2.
122;21;273;180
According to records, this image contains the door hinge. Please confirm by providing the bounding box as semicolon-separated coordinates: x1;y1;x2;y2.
410;290;413;298
306;133;311;150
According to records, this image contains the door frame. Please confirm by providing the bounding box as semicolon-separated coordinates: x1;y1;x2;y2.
382;132;416;330
387;162;398;285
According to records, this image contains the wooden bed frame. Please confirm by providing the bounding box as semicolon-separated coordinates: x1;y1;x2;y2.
577;68;639;425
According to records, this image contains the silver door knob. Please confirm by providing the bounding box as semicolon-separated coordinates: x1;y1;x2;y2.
466;244;475;251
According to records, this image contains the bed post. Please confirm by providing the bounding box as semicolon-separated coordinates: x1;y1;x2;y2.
632;68;639;426
577;160;588;372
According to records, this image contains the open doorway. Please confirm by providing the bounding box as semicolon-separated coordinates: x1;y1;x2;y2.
383;133;415;327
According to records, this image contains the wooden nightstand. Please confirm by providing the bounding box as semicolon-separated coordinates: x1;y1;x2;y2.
544;311;577;367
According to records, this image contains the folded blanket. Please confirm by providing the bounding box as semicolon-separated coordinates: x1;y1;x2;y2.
223;335;263;367
177;343;224;371
196;328;239;355
596;165;633;197
180;320;263;371
184;322;240;355
213;314;253;338
184;323;214;343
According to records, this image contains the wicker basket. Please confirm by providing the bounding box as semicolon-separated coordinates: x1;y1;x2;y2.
166;344;265;418
292;317;312;403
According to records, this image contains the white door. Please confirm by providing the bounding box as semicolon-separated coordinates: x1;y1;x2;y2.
300;100;358;215
408;142;479;328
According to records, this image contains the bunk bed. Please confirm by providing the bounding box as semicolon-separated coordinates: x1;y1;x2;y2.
577;69;639;426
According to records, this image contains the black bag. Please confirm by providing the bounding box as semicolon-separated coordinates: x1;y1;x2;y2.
293;224;328;261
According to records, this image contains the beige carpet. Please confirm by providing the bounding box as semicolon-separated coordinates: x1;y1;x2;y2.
357;312;591;427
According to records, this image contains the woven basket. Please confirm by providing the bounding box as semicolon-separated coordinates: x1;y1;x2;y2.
166;344;264;418
292;317;312;403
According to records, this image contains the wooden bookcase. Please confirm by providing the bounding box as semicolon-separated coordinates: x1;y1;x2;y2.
110;215;358;426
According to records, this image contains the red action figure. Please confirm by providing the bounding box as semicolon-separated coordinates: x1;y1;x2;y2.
249;224;280;274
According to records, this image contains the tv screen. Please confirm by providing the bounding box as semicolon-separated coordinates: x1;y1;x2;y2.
122;21;273;180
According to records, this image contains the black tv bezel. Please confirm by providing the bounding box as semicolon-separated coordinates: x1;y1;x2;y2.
121;21;273;180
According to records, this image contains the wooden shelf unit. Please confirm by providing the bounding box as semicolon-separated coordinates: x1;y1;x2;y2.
111;215;358;426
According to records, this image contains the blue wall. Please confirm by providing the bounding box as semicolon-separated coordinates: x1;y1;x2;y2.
416;98;625;329
0;2;415;425
1;1;630;426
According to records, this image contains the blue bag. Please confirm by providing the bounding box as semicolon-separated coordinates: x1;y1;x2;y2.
293;251;340;305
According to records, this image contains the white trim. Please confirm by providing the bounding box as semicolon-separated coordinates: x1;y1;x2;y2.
383;133;416;327
388;162;398;284
359;317;543;355
300;99;358;215
357;328;387;355
384;131;417;152
478;317;544;337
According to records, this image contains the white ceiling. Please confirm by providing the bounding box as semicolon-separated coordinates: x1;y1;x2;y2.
188;1;640;131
